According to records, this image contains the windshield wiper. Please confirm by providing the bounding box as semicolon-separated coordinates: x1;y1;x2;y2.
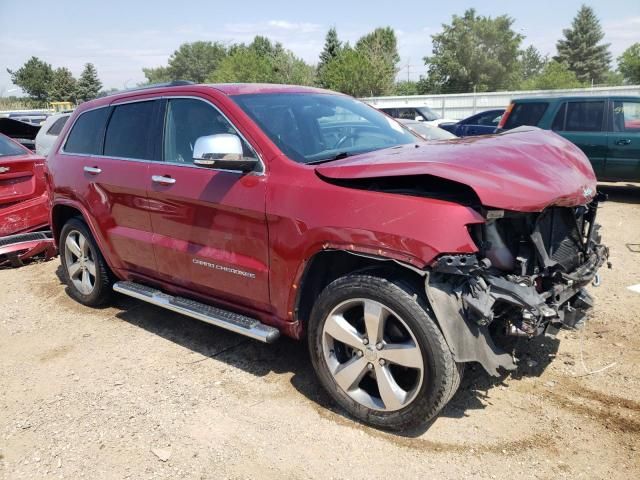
306;152;351;165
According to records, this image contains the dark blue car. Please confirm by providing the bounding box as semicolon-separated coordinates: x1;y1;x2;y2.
439;109;504;137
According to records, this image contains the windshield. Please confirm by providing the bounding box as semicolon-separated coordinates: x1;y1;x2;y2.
232;93;417;164
0;135;27;157
416;107;440;122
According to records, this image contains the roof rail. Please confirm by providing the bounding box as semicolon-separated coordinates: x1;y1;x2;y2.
104;80;195;97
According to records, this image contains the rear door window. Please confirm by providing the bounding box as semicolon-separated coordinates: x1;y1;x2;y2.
64;107;110;155
613;100;640;132
104;101;157;160
503;102;548;129
564;101;605;132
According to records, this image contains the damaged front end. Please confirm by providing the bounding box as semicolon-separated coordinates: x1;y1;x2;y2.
425;195;609;376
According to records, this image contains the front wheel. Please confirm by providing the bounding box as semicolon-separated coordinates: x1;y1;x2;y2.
308;274;461;431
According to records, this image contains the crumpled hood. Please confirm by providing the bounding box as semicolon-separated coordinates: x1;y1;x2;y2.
316;127;597;212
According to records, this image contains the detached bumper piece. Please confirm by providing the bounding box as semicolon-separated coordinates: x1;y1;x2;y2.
427;198;609;376
0;230;56;268
113;281;280;343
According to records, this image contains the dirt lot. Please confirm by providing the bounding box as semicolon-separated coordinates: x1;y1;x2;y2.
1;184;639;480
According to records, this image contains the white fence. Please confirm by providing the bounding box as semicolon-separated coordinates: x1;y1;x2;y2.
361;85;640;121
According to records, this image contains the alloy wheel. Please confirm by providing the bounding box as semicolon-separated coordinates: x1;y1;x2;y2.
322;298;424;411
64;230;97;295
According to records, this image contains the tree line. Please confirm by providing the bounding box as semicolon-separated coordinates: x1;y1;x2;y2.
7;60;102;104
7;5;640;104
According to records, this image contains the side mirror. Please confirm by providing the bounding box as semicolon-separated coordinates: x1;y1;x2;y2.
414;115;424;122
192;134;258;172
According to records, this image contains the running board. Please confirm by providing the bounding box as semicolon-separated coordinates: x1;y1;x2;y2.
113;281;280;343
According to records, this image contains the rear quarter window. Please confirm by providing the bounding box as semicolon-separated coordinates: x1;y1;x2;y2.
46;116;69;136
64;108;109;155
503;102;548;129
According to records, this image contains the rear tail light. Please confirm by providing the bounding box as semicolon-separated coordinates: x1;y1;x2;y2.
497;103;514;130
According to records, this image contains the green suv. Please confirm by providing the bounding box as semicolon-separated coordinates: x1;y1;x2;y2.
497;96;640;182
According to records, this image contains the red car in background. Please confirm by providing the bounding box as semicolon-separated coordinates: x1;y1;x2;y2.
0;133;55;267
46;83;609;430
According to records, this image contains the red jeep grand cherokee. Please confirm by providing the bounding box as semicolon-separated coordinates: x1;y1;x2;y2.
47;83;608;430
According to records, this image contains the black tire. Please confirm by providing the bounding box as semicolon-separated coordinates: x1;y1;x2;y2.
59;217;113;307
308;274;462;431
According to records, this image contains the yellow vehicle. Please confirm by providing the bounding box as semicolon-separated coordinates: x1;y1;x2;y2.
49;101;74;113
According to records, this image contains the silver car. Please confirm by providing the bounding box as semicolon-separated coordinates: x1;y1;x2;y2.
35;113;71;156
398;119;457;140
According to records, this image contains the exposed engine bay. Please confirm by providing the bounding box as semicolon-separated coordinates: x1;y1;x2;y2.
426;194;610;376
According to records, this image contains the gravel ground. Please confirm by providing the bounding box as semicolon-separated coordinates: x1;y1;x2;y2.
1;184;639;480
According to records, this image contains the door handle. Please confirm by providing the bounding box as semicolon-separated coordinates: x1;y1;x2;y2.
83;166;102;175
615;139;631;146
151;175;176;185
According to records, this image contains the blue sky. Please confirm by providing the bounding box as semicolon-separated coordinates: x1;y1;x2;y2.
1;0;638;93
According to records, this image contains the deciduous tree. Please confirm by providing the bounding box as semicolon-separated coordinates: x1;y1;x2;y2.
208;36;314;85
167;41;227;83
7;56;54;102
617;43;640;84
423;9;523;93
142;66;171;84
320;27;399;96
520;61;584;90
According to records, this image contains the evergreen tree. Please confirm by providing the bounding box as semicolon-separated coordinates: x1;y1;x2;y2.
319;28;342;69
519;46;547;83
317;28;342;87
554;5;611;84
49;67;77;102
76;63;102;102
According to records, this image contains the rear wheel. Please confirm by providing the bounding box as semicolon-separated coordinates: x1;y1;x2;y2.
308;274;461;430
60;218;113;306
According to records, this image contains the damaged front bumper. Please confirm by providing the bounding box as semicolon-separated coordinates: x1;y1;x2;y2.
425;200;609;376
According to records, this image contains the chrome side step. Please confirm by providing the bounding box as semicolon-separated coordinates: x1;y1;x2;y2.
113;281;280;343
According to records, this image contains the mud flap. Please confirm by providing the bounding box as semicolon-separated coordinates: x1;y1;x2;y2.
425;276;516;376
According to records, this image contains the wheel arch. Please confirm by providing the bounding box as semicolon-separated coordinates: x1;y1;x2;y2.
293;249;427;335
51;200;121;276
51;203;84;245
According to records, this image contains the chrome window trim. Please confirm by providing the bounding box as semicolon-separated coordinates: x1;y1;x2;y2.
59;94;265;176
